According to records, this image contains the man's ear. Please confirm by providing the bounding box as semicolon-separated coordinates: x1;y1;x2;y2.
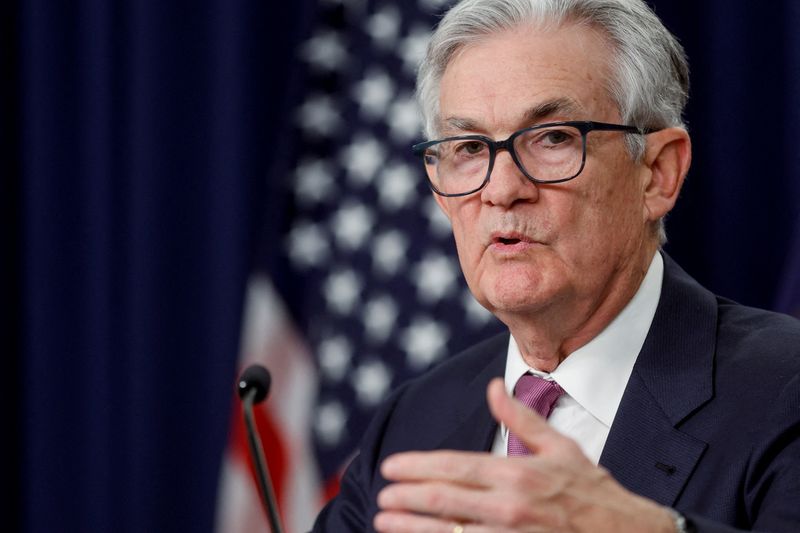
641;127;691;222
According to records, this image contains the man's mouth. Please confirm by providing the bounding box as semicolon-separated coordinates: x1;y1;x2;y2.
489;232;538;249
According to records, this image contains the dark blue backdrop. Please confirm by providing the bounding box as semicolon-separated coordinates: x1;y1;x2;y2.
8;1;800;532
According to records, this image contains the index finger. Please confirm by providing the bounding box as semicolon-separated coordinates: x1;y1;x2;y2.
381;449;501;487
487;377;580;457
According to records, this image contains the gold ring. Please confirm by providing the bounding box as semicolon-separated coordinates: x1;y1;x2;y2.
453;524;465;533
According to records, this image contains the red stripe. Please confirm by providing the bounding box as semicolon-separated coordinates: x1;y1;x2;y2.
322;473;341;503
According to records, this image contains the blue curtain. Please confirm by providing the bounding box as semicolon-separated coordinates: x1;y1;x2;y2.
9;1;800;533
11;1;311;531
655;1;800;309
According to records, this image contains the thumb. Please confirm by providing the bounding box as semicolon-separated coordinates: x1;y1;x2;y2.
486;377;578;457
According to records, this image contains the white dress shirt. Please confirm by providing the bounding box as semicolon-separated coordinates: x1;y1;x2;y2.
491;252;664;464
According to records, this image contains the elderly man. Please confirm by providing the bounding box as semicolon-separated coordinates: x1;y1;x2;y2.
312;0;800;531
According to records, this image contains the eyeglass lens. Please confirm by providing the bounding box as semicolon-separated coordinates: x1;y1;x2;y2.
422;124;585;195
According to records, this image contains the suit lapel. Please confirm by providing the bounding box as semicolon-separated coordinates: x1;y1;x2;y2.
436;334;507;452
427;255;717;504
600;253;715;506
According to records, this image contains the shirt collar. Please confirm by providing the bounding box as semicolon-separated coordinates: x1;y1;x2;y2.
504;251;664;427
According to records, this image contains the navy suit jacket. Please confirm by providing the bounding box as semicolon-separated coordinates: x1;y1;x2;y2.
312;254;800;532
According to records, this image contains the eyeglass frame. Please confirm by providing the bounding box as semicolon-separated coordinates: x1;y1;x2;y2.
411;120;660;197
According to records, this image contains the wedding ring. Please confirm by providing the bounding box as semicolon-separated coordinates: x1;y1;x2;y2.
452;524;465;533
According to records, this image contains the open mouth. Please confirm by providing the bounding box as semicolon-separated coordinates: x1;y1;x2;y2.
490;232;537;250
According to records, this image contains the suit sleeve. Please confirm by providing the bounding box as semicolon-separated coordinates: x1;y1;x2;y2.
688;371;800;533
745;372;800;532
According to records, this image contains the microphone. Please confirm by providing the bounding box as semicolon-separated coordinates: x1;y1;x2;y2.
237;365;284;533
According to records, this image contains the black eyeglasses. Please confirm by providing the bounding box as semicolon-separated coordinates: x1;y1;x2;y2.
411;121;659;197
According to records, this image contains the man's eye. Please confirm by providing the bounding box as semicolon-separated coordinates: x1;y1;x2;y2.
455;141;486;155
542;129;572;145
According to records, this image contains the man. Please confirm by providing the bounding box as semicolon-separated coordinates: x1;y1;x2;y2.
312;0;800;531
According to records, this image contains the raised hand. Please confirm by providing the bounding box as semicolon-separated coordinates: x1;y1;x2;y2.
374;378;676;533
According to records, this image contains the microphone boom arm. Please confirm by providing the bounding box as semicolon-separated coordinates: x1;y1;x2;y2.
242;387;284;533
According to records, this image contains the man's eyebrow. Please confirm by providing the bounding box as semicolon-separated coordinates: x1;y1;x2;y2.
522;98;582;123
442;116;480;133
440;98;583;135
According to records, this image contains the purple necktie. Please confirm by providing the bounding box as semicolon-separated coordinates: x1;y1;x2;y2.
507;374;564;456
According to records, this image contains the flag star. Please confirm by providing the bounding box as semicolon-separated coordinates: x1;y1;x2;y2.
412;252;459;303
365;6;401;48
462;288;495;326
323;269;363;315
300;31;349;72
352;69;395;120
340;134;387;186
362;295;399;343
296;94;342;137
388;94;422;141
332;201;375;250
351;360;393;407
315;401;348;446
377;162;418;211
399;26;433;73
287;221;331;269
319;335;353;381
372;229;409;276
401;317;449;370
294;159;335;205
424;196;453;237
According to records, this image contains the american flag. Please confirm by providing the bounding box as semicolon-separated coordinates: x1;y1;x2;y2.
216;1;504;531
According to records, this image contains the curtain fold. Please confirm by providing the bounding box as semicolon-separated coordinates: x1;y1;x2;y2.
16;1;306;531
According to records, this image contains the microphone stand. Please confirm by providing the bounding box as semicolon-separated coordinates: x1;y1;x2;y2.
242;388;283;533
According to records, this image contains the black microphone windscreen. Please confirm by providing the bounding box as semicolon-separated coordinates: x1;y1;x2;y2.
237;364;272;404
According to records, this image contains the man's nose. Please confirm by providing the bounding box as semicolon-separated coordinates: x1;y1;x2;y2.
479;149;539;206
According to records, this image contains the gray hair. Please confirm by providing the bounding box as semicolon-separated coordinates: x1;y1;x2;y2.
416;0;689;242
417;0;689;156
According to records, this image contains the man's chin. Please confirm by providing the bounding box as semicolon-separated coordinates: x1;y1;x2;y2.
481;280;554;316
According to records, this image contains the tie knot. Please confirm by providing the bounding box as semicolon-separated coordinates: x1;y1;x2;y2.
513;374;564;419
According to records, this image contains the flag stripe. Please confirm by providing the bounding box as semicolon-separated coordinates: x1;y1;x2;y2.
216;2;504;531
216;277;323;533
